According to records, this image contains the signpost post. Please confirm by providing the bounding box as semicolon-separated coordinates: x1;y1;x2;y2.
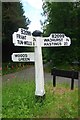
32;31;45;96
12;28;71;97
34;37;45;96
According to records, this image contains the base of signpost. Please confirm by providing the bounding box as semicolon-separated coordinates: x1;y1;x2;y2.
35;94;46;102
35;90;45;97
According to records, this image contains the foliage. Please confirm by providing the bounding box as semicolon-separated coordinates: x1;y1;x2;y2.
44;62;79;73
2;62;34;75
42;2;80;66
2;2;31;62
2;80;78;118
2;62;25;75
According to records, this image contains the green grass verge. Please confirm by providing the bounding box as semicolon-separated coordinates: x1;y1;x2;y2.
2;79;78;118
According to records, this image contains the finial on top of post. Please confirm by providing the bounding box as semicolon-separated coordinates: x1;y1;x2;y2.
32;30;42;37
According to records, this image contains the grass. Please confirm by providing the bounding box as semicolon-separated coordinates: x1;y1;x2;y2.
2;79;78;118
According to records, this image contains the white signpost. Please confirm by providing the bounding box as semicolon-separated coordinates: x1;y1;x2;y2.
12;28;71;97
34;37;45;96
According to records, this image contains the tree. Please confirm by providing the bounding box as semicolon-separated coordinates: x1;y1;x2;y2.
42;2;80;66
2;2;31;62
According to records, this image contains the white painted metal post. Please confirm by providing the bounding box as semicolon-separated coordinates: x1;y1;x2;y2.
34;37;45;96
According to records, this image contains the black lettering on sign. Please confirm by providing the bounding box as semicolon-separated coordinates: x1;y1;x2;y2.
49;38;63;42
18;57;30;62
49;43;52;46
44;42;52;46
15;54;27;57
44;43;47;46
50;38;55;42
66;38;69;42
21;28;31;36
17;40;23;44
46;43;51;46
49;39;52;42
59;42;62;45
16;34;26;40
61;38;63;41
44;39;50;42
53;42;57;45
64;42;68;46
54;42;62;45
24;41;32;45
52;34;65;38
15;54;18;57
52;34;55;38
